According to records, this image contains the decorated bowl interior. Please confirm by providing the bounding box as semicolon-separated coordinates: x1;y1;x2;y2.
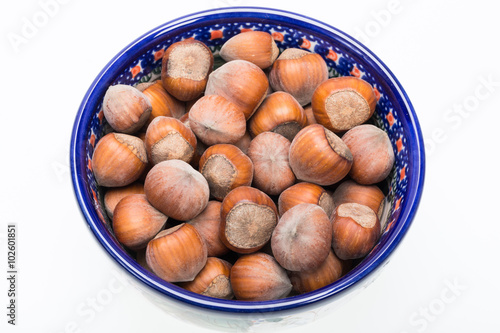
70;7;424;313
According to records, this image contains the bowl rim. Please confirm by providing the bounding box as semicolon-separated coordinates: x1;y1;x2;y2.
70;6;425;313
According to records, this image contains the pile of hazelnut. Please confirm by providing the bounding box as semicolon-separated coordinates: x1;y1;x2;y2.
92;31;395;301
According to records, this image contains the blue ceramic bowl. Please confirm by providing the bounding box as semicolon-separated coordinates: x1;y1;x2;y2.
70;6;425;331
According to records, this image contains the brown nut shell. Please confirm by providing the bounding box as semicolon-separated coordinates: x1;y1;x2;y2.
289;250;343;294
332;180;385;219
103;84;152;134
146;223;207;282
342;124;395;185
312;77;377;132
248;91;307;141
230;252;292;301
92;133;148;187
269;48;328;106
205;60;269;120
331;203;381;260
271;203;332;272
199;144;254;201
112;194;168;250
161;39;214;101
188;201;229;257
188;95;246;146
220;186;278;254
247;132;296;196
178;257;233;299
289;124;353;186
104;182;145;218
144;159;209;221
144;116;197;165
278;182;334;218
220;31;279;69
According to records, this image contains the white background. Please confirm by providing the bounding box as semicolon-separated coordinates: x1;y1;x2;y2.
1;0;499;332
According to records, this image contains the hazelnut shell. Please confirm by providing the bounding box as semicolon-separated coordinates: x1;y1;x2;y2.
219;31;279;69
342;124;395;185
269;48;328;106
312;77;377;132
331;203;381;260
144;116;197;165
205;60;269;120
144;159;209;221
248;91;307;141
103;84;152;134
92;133;147;187
271;203;332;272
289;124;353;186
146;223;207;282
199;144;254;201
220;186;278;254
230;252;292;301
178;257;233;299
112;194;168;250
161;39;214;101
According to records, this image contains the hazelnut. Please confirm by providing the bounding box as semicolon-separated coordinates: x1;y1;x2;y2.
220;186;278;254
278;182;334;218
198;144;254;201
91;133;148;187
332;180;385;219
136;80;186;127
144;159;209;221
271;203;332;271
247;132;296;196
188;201;229;257
146;223;207;282
219;31;279;69
331;203;381;260
230;252;292;301
205;60;269;120
144;116;197;165
312;77;377;132
103;182;145;218
248;91;307;141
178;257;233;299
102;84;152;134
161;39;214;101
289;250;343;294
112;194;168;250
342;124;395;185
289;124;353;186
188;95;246;145
269;48;328;106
